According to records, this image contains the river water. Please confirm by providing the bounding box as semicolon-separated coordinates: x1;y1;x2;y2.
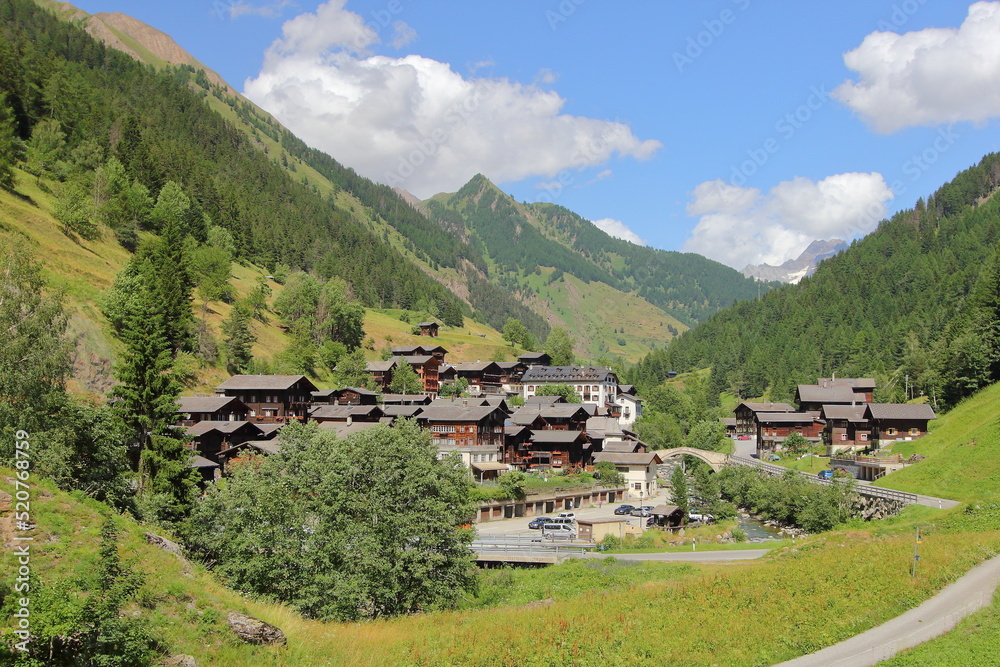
737;515;785;542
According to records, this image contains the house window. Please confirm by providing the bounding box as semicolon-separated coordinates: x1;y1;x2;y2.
910;428;920;436
887;428;897;436
840;434;848;441
633;482;642;490
860;434;868;441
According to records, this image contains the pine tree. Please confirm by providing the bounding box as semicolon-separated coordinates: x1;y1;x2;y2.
670;465;690;521
222;302;256;373
0;96;25;190
152;219;195;353
389;362;423;394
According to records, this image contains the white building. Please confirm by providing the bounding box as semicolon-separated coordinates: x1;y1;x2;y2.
522;366;619;407
592;451;662;501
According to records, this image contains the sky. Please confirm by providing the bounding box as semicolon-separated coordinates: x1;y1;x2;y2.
73;1;1000;270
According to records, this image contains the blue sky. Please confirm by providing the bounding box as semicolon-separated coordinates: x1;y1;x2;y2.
74;1;1000;269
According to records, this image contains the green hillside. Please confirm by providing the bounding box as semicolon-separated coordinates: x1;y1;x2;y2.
645;153;1000;407
875;382;1000;502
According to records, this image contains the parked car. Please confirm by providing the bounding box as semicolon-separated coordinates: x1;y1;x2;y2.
541;523;577;539
767;454;781;461
630;506;651;517
528;517;551;529
737;435;752;440
614;504;635;515
548;517;575;526
817;469;834;480
557;511;576;521
689;512;715;523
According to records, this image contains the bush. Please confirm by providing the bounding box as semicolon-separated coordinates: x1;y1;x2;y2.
731;527;748;542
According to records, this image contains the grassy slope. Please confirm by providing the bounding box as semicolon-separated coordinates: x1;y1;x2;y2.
0;168;517;398
874;382;1000;502
6;470;1000;666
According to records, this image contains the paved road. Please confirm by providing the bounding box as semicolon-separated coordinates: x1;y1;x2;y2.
776;553;1000;666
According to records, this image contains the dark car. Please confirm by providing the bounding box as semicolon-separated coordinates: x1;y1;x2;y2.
614;504;635;515
528;517;551;529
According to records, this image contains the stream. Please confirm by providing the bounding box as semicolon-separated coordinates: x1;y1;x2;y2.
736;515;785;542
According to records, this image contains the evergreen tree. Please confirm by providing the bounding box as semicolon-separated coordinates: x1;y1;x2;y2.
389;361;423;394
222;302;256;373
545;327;575;366
152;219;196;353
0;95;24;190
670;465;690;520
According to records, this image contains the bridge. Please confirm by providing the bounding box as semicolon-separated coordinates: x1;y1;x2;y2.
470;536;595;564
656;446;729;472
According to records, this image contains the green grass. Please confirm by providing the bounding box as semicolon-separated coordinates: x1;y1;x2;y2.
874;382;1000;502
881;594;1000;666
779;453;831;474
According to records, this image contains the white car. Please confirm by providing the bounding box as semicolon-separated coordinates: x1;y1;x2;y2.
542;523;577;539
688;512;715;523
557;511;577;521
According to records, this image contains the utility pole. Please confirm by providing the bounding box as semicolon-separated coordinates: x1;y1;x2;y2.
911;527;922;577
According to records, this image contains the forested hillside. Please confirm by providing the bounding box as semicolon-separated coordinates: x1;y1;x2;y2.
631;153;1000;409
425;174;773;328
0;0;464;318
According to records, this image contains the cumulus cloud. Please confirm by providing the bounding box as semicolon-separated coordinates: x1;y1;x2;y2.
682;173;894;268
834;1;1000;133
590;218;646;245
243;0;661;198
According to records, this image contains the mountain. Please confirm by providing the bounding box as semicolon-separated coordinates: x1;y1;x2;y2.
641;152;1000;408
741;239;848;284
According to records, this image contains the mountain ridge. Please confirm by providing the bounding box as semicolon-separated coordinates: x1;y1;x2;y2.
742;239;848;284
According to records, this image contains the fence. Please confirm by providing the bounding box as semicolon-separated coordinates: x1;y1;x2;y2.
470;535;595;562
728;455;918;505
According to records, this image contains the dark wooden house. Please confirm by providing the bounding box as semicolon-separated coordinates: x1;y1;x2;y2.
417;321;440;337
215;375;317;423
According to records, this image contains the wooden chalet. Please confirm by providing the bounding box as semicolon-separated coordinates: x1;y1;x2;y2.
365;359;398;391
391;345;447;362
864;403;936;445
526;429;592;469
733;402;795;435
417;321;440;337
817;378;877;403
794;384;860;414
649;504;686;528
215;375;317;423
820;404;871;454
182;420;264;463
754;412;825;453
417;405;507;449
397;355;442;395
438;361;505;395
176;396;249;426
518;352;551;367
309;404;385;424
502;424;533;467
311;387;379;406
721;417;737;438
380;393;432;405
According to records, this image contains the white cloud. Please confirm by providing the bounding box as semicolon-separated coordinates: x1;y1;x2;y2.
590;218;646;245
834;2;1000;133
683;173;893;269
390;21;417;49
243;0;661;198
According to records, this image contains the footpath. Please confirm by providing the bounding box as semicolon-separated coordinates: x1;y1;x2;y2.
776;553;1000;666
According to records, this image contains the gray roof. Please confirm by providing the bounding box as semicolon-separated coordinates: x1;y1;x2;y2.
592;451;662;466
310;405;383;420
216;374;316;392
184;420;260;437
736;402;796;413
820;404;869;421
651;504;682;516
586;416;625;439
419;406;504;423
176;396;246;413
537;404;593;420
380;393;432;405
754;412;821;424
188;455;219;468
418;321;438;327
865;403;937;421
255;423;285;437
522;366;618;383
525;395;565;405
818;378;877;390
366;360;399;372
399;355;435;365
721;418;737;426
796;385;858;404
381;405;424;418
602;440;642;453
218;440;282;457
529;430;586;444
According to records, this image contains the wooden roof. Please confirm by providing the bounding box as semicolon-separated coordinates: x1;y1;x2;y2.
216;374;317;392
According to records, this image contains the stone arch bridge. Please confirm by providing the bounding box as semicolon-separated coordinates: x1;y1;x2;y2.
656;447;729;472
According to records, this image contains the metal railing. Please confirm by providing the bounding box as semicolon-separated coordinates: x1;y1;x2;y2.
727;455;917;505
470;535;596;560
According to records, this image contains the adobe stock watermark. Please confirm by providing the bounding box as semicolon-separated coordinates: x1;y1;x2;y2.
673;0;752;73
853;124;962;231
546;0;588;31
727;83;832;187
875;0;929;32
9;430;33;653
383;78;500;189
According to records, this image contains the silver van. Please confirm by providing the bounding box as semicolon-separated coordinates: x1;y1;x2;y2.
541;523;577;539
